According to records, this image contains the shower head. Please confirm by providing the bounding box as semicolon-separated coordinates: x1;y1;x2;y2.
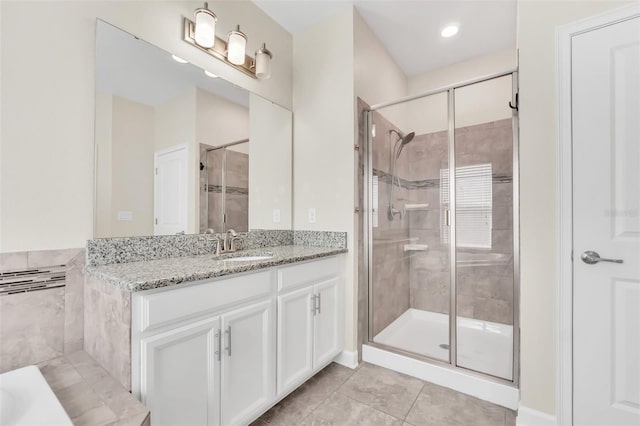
400;131;415;146
390;129;416;158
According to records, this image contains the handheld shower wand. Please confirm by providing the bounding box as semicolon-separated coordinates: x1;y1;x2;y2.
388;129;416;220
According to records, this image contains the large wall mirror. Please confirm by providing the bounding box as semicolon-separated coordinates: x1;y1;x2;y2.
94;20;292;238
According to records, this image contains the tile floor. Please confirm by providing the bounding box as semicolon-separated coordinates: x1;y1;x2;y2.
38;351;149;426
254;363;516;426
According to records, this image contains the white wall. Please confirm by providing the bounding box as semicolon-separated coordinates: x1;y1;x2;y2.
95;93;113;238
0;0;292;252
293;6;357;352
110;96;155;237
517;0;633;416
196;88;249;149
407;49;516;135
249;94;292;230
354;10;408;120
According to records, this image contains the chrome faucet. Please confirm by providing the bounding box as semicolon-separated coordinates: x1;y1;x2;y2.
224;229;239;252
203;229;224;255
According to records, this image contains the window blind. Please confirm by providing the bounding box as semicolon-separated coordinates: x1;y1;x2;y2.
440;164;493;248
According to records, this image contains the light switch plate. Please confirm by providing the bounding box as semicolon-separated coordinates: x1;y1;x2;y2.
308;208;317;224
273;209;281;223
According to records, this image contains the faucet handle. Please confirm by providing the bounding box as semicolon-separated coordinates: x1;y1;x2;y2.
229;236;241;252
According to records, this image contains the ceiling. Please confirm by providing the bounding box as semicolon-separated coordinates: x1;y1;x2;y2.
252;0;517;77
96;20;249;108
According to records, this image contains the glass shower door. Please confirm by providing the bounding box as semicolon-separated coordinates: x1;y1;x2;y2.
206;148;224;232
223;143;249;232
368;93;451;362
454;75;516;380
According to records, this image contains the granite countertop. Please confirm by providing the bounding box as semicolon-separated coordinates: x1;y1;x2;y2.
85;245;347;292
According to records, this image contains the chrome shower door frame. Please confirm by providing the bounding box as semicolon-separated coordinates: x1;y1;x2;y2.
364;69;520;388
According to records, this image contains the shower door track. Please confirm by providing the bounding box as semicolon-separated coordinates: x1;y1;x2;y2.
363;69;520;390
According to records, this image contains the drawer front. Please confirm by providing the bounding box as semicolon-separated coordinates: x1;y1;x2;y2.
136;271;273;333
277;257;340;291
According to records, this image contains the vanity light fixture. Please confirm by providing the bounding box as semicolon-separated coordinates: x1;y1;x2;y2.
441;24;459;38
204;70;218;78
254;43;272;80
194;2;217;48
182;4;274;79
171;54;188;64
227;25;247;65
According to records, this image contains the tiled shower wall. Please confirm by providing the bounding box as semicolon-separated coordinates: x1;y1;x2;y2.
0;249;85;373
369;112;514;331
370;110;412;336
405;119;514;325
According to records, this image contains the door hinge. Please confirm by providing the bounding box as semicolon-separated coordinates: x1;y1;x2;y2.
354;207;360;213
354;144;360;151
155;218;158;225
155;168;158;175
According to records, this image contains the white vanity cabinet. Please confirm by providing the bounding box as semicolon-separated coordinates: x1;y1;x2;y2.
131;255;343;426
139;316;222;426
220;299;275;426
276;257;343;397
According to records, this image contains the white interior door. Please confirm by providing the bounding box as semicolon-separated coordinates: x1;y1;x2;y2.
572;14;640;426
154;145;188;235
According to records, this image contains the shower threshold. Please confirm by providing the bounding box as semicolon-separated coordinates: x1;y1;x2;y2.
373;308;513;380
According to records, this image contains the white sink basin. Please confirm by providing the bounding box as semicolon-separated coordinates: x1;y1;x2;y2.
225;255;274;262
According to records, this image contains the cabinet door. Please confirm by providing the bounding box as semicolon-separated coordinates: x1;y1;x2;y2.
221;299;275;426
277;286;315;396
140;316;220;426
313;278;341;368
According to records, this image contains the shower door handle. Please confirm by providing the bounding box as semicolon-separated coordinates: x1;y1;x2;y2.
580;251;623;265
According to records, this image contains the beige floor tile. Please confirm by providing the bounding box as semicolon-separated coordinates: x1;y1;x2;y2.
404;381;506;426
72;404;119;426
53;380;108;419
300;393;402;426
37;356;83;391
257;363;356;425
337;363;424;419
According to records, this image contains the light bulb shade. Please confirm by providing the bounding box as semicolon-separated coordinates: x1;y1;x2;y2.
255;44;272;79
194;5;217;48
227;26;247;65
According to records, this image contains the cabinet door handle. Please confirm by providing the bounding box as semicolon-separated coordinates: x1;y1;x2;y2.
225;326;232;357
317;293;322;315
215;329;221;361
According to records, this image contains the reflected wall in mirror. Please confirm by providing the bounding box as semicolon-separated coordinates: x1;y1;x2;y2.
94;20;292;238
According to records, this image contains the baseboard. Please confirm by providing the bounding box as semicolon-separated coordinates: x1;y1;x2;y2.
362;344;519;410
516;406;557;426
333;350;359;369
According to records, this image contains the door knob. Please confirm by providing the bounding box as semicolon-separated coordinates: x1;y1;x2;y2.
580;251;623;265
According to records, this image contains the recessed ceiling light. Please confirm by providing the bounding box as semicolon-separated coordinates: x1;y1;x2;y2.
171;54;188;64
441;25;459;38
204;70;218;78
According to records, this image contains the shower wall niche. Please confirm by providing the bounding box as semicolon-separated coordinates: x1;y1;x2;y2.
365;73;518;382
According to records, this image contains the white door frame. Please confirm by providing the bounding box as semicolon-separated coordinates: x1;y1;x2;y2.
556;3;640;425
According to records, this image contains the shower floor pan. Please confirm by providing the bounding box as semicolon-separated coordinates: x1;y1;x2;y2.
373;308;513;380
